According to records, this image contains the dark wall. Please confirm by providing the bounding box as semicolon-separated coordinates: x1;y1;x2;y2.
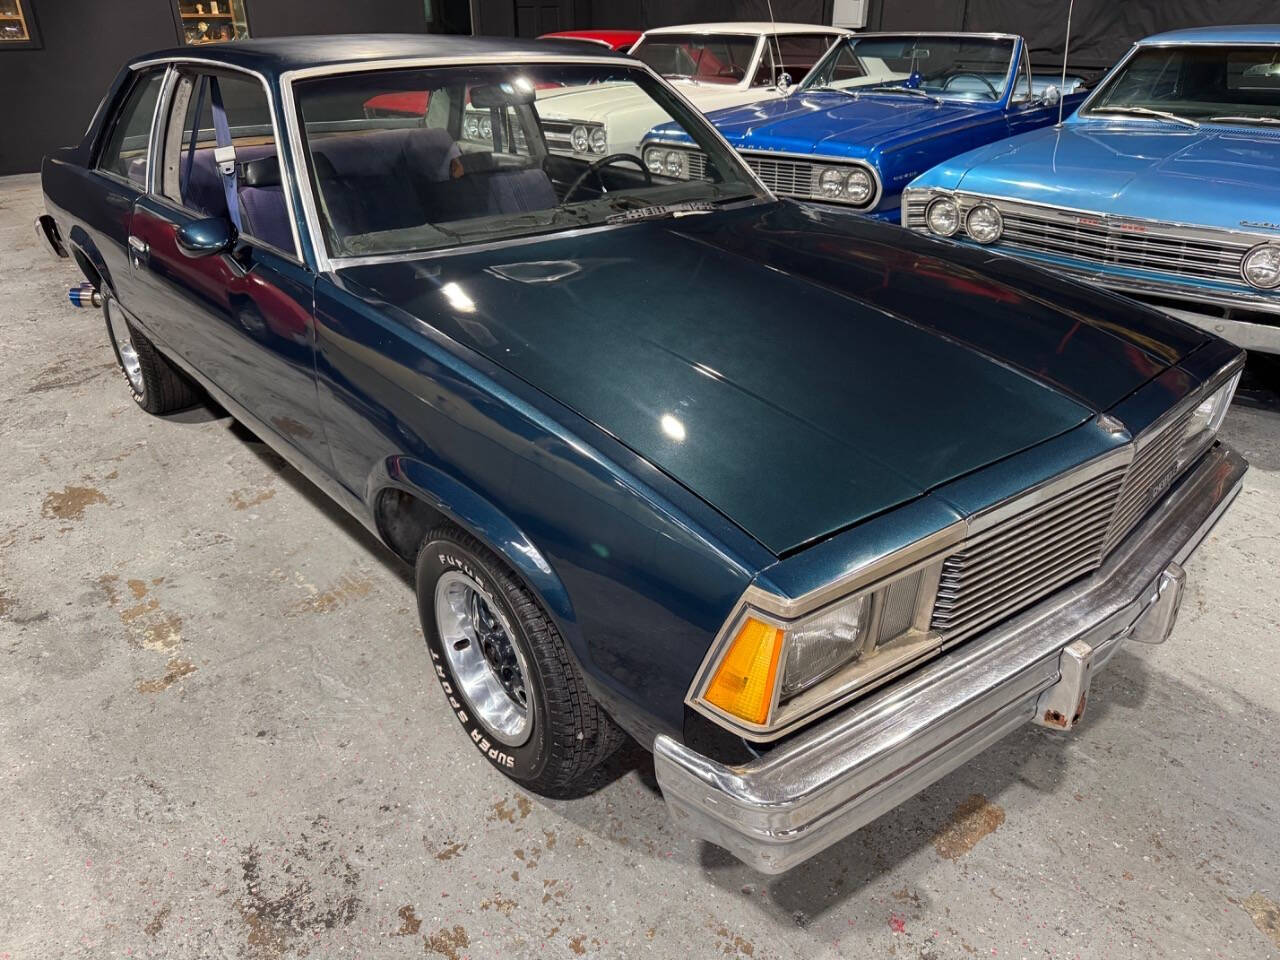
0;0;432;175
866;0;1280;71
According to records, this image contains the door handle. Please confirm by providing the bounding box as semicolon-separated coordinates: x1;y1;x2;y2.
128;235;149;268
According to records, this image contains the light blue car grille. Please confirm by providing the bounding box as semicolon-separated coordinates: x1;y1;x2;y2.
905;193;1255;286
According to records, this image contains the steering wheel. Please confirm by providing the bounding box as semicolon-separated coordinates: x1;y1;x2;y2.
944;73;1000;99
563;154;652;203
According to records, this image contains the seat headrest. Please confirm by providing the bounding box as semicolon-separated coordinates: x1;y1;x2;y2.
310;152;339;180
239;154;282;188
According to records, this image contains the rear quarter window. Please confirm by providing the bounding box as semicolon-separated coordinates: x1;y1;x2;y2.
97;70;166;187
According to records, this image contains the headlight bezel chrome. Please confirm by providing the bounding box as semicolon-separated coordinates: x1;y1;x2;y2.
808;161;880;210
925;196;961;237
1241;242;1280;290
686;524;964;741
964;202;1004;244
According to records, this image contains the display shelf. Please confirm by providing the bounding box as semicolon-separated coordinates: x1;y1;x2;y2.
173;0;250;45
0;0;32;44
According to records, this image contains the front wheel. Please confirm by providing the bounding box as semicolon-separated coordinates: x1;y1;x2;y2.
415;525;625;793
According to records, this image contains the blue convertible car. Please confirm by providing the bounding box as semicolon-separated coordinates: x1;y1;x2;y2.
38;35;1246;873
904;25;1280;355
642;32;1087;221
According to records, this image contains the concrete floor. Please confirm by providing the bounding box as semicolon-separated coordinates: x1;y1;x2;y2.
2;170;1278;960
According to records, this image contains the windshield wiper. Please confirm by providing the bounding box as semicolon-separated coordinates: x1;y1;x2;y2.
856;83;942;104
1206;114;1280;126
604;201;715;224
1090;105;1199;128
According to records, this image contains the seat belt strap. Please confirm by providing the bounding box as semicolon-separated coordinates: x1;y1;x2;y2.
207;75;242;231
182;76;207;202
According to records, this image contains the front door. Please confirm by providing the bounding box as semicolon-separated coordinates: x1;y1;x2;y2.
127;67;330;470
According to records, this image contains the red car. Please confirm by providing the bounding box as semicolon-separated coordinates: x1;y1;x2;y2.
363;30;639;118
538;29;640;52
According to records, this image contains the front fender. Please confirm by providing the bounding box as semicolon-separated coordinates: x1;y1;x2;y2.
371;455;576;632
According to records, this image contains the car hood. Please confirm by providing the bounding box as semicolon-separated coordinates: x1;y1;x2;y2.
339;203;1204;555
705;91;990;156
536;81;767;123
949;120;1280;229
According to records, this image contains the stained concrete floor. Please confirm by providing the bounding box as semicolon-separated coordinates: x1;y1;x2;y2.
2;170;1279;960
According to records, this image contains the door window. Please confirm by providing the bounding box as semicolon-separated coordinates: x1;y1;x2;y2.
158;69;297;257
97;70;165;187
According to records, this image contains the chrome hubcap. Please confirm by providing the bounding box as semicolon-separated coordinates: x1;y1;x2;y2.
106;299;143;395
434;571;531;746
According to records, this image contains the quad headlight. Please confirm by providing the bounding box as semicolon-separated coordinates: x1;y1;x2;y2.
642;146;689;178
589;127;608;155
815;165;875;206
1241;242;1280;289
964;202;1004;244
689;556;951;738
925;197;960;236
1174;369;1241;473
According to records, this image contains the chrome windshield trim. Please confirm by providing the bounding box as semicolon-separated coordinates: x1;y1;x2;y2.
280;56;773;272
800;31;1019;99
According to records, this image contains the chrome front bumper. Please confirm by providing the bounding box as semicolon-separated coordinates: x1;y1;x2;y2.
654;443;1247;874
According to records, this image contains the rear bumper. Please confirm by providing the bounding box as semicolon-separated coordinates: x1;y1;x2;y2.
654;442;1247;874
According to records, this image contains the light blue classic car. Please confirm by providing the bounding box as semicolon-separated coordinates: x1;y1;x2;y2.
903;25;1280;355
641;33;1088;222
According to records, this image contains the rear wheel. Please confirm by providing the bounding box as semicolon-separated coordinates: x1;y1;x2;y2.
415;524;625;793
104;296;200;414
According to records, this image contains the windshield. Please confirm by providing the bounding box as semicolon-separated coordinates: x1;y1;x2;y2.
1086;44;1280;125
294;63;763;260
630;34;759;84
802;34;1016;101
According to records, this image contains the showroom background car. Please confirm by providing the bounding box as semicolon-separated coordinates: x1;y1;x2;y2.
642;32;1088;220
530;22;849;160
902;25;1280;355
38;34;1247;874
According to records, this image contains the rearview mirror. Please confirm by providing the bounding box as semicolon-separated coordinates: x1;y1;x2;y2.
470;81;536;108
175;217;235;258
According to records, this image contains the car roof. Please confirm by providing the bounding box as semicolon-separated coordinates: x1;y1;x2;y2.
1139;24;1280;45
639;22;851;38
129;33;624;78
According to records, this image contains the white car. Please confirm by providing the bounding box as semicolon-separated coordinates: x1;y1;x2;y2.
519;23;851;161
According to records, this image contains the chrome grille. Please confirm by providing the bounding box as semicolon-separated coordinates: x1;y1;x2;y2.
930;403;1202;643
686;150;707;180
743;154;818;198
904;191;1256;285
876;569;924;643
931;464;1128;642
542;120;576;153
1105;406;1195;551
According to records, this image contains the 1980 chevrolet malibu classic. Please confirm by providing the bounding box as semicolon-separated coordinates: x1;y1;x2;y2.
38;35;1247;873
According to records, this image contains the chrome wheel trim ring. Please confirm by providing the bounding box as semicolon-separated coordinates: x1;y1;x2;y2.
434;570;532;747
105;299;144;395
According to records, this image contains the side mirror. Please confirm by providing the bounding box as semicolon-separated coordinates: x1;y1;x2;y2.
1039;84;1061;107
175;217;235;258
776;71;793;96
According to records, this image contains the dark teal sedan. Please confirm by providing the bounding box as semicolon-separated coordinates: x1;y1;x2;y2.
37;35;1247;873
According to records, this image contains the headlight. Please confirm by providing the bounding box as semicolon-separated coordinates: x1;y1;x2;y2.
965;203;1003;244
844;168;873;204
479;115;492;139
690;562;945;736
925;197;960;236
463;115;480;139
1241;242;1280;289
1175;371;1241;471
665;150;685;178
589;127;608;155
571;125;589;153
818;168;845;199
779;594;867;698
644;147;665;174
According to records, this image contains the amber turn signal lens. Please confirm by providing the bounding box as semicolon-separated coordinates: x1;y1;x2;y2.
703;616;785;725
